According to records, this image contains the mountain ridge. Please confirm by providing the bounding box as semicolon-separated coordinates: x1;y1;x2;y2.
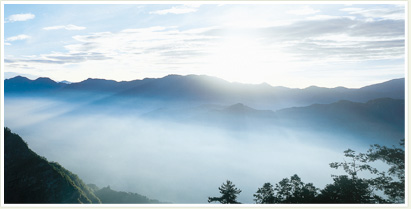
142;97;404;145
4;74;405;110
5;74;404;90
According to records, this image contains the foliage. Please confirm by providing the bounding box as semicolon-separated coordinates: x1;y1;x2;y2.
319;175;377;203
49;162;101;203
329;149;373;178
273;174;318;203
248;140;405;204
326;149;382;203
366;139;405;203
253;183;275;204
5;127;166;204
5;127;405;204
208;180;242;204
94;186;161;203
4;127;97;203
326;140;405;204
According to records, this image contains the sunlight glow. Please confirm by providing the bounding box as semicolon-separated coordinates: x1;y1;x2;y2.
202;32;296;85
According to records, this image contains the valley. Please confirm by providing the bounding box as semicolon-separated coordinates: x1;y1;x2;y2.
3;75;405;203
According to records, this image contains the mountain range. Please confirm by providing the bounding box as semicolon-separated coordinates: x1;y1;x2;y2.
4;74;405;110
142;98;404;144
4;74;405;145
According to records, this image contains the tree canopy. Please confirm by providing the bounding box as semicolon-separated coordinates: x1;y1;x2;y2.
211;140;405;204
253;182;275;204
208;180;242;204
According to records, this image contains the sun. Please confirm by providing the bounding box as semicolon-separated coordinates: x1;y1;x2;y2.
200;32;296;86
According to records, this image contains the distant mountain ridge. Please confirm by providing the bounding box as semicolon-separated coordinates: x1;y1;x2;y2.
4;74;405;110
143;98;404;145
275;97;404;143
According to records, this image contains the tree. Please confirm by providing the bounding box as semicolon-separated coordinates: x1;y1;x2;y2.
326;140;405;203
253;183;275;204
319;175;374;203
273;174;318;203
329;149;371;179
366;139;405;203
325;148;387;203
208;180;241;204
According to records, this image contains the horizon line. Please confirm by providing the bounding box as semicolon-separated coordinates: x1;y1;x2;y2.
4;73;405;90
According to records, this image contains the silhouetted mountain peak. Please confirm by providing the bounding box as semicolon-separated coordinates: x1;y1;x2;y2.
34;77;58;84
258;82;273;88
164;74;182;78
360;78;404;92
81;78;117;83
335;99;356;105
5;76;64;93
224;103;256;113
305;85;321;89
10;75;30;81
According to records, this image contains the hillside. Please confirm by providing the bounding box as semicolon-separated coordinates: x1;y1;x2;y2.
4;127;99;203
89;185;161;204
4;128;162;204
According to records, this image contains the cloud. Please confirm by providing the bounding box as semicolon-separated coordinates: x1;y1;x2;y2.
5;42;12;46
43;24;86;31
340;6;405;20
6;13;35;22
150;4;200;15
259;17;405;62
6;52;112;65
64;26;215;61
286;6;320;15
307;15;356;21
4;25;218;83
6;34;31;42
6;17;404;69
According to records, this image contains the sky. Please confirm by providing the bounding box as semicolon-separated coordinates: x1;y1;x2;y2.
2;2;406;88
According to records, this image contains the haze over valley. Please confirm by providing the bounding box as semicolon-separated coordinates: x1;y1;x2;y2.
4;75;405;203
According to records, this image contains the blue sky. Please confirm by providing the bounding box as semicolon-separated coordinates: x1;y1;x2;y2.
3;2;406;88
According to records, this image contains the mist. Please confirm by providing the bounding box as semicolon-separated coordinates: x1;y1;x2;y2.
4;96;389;203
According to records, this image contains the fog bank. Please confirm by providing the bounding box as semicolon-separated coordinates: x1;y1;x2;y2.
4;97;379;203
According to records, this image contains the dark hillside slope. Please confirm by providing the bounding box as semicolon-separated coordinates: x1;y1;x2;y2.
90;185;161;204
4;127;100;204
